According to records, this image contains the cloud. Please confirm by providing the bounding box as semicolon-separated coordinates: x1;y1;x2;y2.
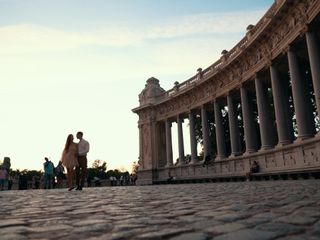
0;24;143;54
148;10;264;39
0;10;265;55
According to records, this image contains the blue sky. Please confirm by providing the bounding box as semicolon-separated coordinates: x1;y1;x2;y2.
0;0;272;172
0;0;272;27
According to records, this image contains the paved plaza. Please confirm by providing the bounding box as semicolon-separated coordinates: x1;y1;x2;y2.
0;180;320;240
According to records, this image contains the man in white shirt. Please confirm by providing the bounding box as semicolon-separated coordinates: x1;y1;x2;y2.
76;131;90;190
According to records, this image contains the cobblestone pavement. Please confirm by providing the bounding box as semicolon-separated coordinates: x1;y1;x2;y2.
0;180;320;240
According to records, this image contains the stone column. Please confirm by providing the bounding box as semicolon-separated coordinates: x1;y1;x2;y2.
255;76;275;150
288;48;315;140
241;87;258;154
165;120;173;167
177;115;185;165
189;111;198;164
306;31;320;117
227;95;242;156
270;65;294;145
214;101;226;160
201;106;211;160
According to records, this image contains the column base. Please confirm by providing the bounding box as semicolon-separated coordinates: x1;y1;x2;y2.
215;155;227;161
275;140;292;149
165;164;173;168
296;134;314;142
190;158;198;165
259;145;275;152
243;149;258;155
229;152;242;158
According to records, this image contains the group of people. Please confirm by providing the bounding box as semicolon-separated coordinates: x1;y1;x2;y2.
42;158;65;189
43;131;90;191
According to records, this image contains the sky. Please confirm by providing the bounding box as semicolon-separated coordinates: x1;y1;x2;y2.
0;0;273;172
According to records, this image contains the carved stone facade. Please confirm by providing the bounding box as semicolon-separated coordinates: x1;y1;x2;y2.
133;0;320;185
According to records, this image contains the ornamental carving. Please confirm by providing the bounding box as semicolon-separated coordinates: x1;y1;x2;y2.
133;0;320;122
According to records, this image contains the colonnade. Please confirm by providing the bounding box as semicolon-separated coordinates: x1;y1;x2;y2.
164;29;320;166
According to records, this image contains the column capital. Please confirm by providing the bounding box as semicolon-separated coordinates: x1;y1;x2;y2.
264;59;272;68
282;45;291;55
188;109;195;115
300;24;309;36
177;116;184;123
166;120;172;127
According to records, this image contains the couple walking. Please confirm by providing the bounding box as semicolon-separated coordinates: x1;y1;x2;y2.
61;131;90;191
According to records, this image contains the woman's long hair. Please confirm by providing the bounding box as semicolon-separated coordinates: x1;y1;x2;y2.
64;134;73;152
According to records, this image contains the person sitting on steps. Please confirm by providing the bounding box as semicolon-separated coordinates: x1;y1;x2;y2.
246;160;260;181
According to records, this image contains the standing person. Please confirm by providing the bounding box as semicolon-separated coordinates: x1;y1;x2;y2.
55;161;65;188
43;157;54;189
8;175;13;190
76;131;89;191
61;134;78;191
0;166;8;190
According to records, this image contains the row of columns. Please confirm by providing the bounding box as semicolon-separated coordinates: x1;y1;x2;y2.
164;30;320;166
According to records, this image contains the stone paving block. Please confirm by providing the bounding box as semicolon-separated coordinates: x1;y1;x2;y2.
27;224;74;233
1;233;28;240
0;226;29;235
72;219;112;227
205;222;248;235
216;203;253;212
0;219;27;228
312;220;320;234
195;210;222;218
295;207;320;218
276;235;320;240
189;219;222;230
106;228;145;240
213;229;281;240
214;212;250;222
28;216;70;226
255;222;304;236
71;223;113;234
276;214;318;225
236;217;270;227
135;227;191;240
169;232;210;240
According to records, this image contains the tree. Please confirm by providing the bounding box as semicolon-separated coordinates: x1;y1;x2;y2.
19;169;42;181
87;159;108;180
132;161;139;174
92;159;107;171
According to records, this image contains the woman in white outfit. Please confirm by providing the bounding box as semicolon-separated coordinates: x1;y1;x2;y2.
61;134;78;191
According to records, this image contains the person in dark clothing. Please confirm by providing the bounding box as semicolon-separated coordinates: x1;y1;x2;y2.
246;161;260;181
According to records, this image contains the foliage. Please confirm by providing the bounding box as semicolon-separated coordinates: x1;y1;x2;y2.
87;159;108;180
131;161;139;174
19;169;42;181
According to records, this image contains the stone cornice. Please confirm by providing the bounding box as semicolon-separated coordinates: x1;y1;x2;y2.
133;0;320;122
